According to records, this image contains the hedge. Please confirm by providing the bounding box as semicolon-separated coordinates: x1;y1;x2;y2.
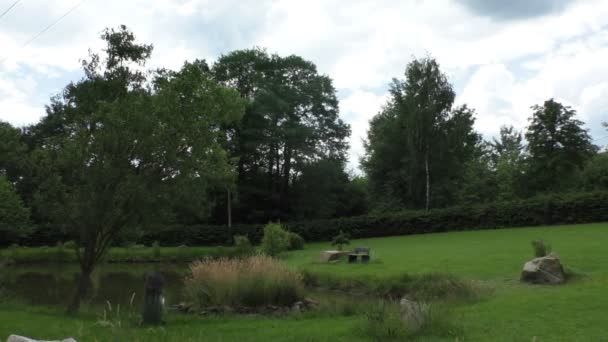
11;191;608;247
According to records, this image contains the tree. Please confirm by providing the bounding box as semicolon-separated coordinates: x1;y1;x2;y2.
491;126;525;201
362;57;478;211
212;49;350;222
290;159;367;219
0;176;30;245
30;26;244;313
525;99;595;193
0;121;26;183
580;152;608;191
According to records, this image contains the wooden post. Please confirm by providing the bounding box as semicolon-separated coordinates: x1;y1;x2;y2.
143;272;164;325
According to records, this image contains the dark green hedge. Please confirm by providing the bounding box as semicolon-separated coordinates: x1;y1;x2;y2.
12;191;608;247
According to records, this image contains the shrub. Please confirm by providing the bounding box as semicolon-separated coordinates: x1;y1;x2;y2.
13;191;608;247
233;235;254;257
184;255;303;309
63;240;77;249
360;301;408;340
287;232;305;250
261;223;289;257
531;239;551;257
331;230;350;251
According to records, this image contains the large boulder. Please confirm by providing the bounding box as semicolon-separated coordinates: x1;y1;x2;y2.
318;250;348;262
521;254;566;284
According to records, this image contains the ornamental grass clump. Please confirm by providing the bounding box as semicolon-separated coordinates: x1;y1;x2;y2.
185;255;304;309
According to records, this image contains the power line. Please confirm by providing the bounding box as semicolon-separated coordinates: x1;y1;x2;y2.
21;0;86;48
0;0;20;21
0;0;85;64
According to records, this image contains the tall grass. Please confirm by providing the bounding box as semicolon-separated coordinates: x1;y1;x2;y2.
185;255;304;308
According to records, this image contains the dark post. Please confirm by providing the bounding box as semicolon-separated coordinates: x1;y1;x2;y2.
143;272;165;325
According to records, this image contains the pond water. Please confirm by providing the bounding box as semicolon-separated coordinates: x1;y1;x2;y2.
1;263;189;308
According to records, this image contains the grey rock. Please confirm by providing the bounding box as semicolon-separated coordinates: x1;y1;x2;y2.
521;254;566;284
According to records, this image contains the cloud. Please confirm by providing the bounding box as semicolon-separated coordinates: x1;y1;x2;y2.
454;0;570;21
1;0;608;169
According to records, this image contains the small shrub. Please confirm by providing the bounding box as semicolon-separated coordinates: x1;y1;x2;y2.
185;255;304;309
152;241;161;258
63;240;77;249
233;235;255;257
261;223;289;257
287;232;305;251
331;230;350;251
531;239;551;257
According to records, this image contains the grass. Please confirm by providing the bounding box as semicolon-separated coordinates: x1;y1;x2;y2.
185;255;304;308
1;222;608;341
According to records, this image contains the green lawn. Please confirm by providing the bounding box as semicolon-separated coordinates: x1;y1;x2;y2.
2;222;608;341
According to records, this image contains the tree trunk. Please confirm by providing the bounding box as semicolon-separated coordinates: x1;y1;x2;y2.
67;266;93;314
227;188;232;228
425;149;430;212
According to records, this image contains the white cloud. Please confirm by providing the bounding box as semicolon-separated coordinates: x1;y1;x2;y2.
1;0;608;167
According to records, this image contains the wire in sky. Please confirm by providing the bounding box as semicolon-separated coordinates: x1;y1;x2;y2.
0;0;85;64
21;0;86;48
0;0;20;21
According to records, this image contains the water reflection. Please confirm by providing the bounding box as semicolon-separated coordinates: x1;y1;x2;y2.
2;263;188;308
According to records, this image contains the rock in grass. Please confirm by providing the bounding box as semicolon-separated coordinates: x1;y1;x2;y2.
521;254;566;284
319;250;348;262
7;335;77;342
399;297;430;332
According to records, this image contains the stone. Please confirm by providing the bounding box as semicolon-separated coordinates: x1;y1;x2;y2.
7;335;77;342
399;297;430;332
318;250;348;262
521;254;566;285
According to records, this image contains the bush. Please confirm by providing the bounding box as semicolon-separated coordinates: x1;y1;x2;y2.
233;235;254;257
261;223;289;257
184;255;303;308
63;240;77;249
12;191;608;247
531;239;551;257
331;230;350;251
287;232;305;251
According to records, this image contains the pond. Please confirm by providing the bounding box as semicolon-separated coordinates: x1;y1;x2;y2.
1;263;189;309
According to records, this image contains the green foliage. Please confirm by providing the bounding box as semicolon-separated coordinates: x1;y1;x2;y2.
212;48;350;223
581;153;608;191
287;232;305;251
233;235;254;257
0;175;31;245
25;26;245;312
331;230;350;251
525;99;595;194
531;239;551;258
260;223;289;257
363;57;479;211
185;256;303;308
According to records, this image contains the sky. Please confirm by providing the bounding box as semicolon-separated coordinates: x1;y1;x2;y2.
1;0;607;171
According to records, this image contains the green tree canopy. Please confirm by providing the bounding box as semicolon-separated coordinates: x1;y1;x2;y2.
212;48;350;222
29;26;245;313
362;57;478;211
0;176;30;245
525;99;595;193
